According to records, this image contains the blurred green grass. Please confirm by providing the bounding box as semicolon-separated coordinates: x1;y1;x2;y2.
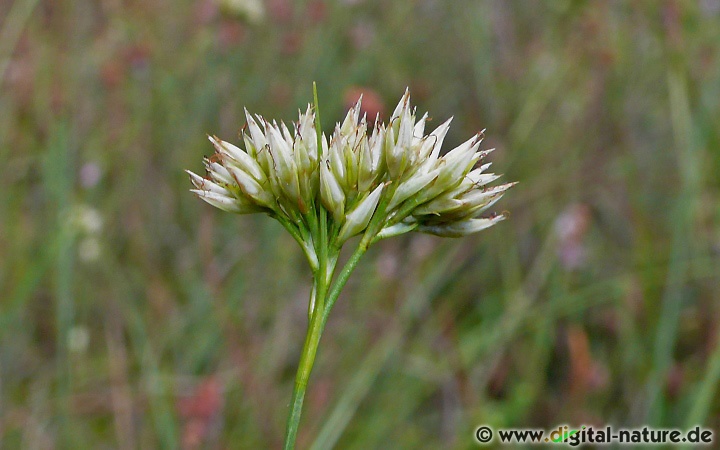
2;0;720;448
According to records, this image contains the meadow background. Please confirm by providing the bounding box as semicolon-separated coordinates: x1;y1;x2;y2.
2;0;720;448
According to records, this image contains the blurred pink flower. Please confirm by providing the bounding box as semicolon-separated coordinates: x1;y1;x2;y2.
80;162;102;188
554;203;591;270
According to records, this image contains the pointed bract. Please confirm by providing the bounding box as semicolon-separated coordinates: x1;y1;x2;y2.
320;158;346;223
337;183;385;244
418;215;507;237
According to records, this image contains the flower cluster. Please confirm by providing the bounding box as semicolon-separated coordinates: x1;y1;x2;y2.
188;90;514;257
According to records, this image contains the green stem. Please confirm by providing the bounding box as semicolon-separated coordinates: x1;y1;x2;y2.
284;280;326;450
283;82;334;450
283;187;388;448
321;241;368;328
276;215;318;272
304;205;319;247
284;239;370;450
319;183;396;325
284;247;339;449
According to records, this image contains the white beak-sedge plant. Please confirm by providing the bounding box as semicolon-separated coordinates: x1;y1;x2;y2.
187;84;515;449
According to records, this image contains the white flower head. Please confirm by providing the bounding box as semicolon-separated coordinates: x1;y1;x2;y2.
188;89;515;256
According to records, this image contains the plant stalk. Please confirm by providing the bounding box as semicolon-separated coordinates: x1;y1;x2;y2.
283;83;379;449
283;283;326;450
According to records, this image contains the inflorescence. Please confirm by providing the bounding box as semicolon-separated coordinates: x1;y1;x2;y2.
188;90;515;268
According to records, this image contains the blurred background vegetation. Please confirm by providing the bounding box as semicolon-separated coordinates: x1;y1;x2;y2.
2;0;720;448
